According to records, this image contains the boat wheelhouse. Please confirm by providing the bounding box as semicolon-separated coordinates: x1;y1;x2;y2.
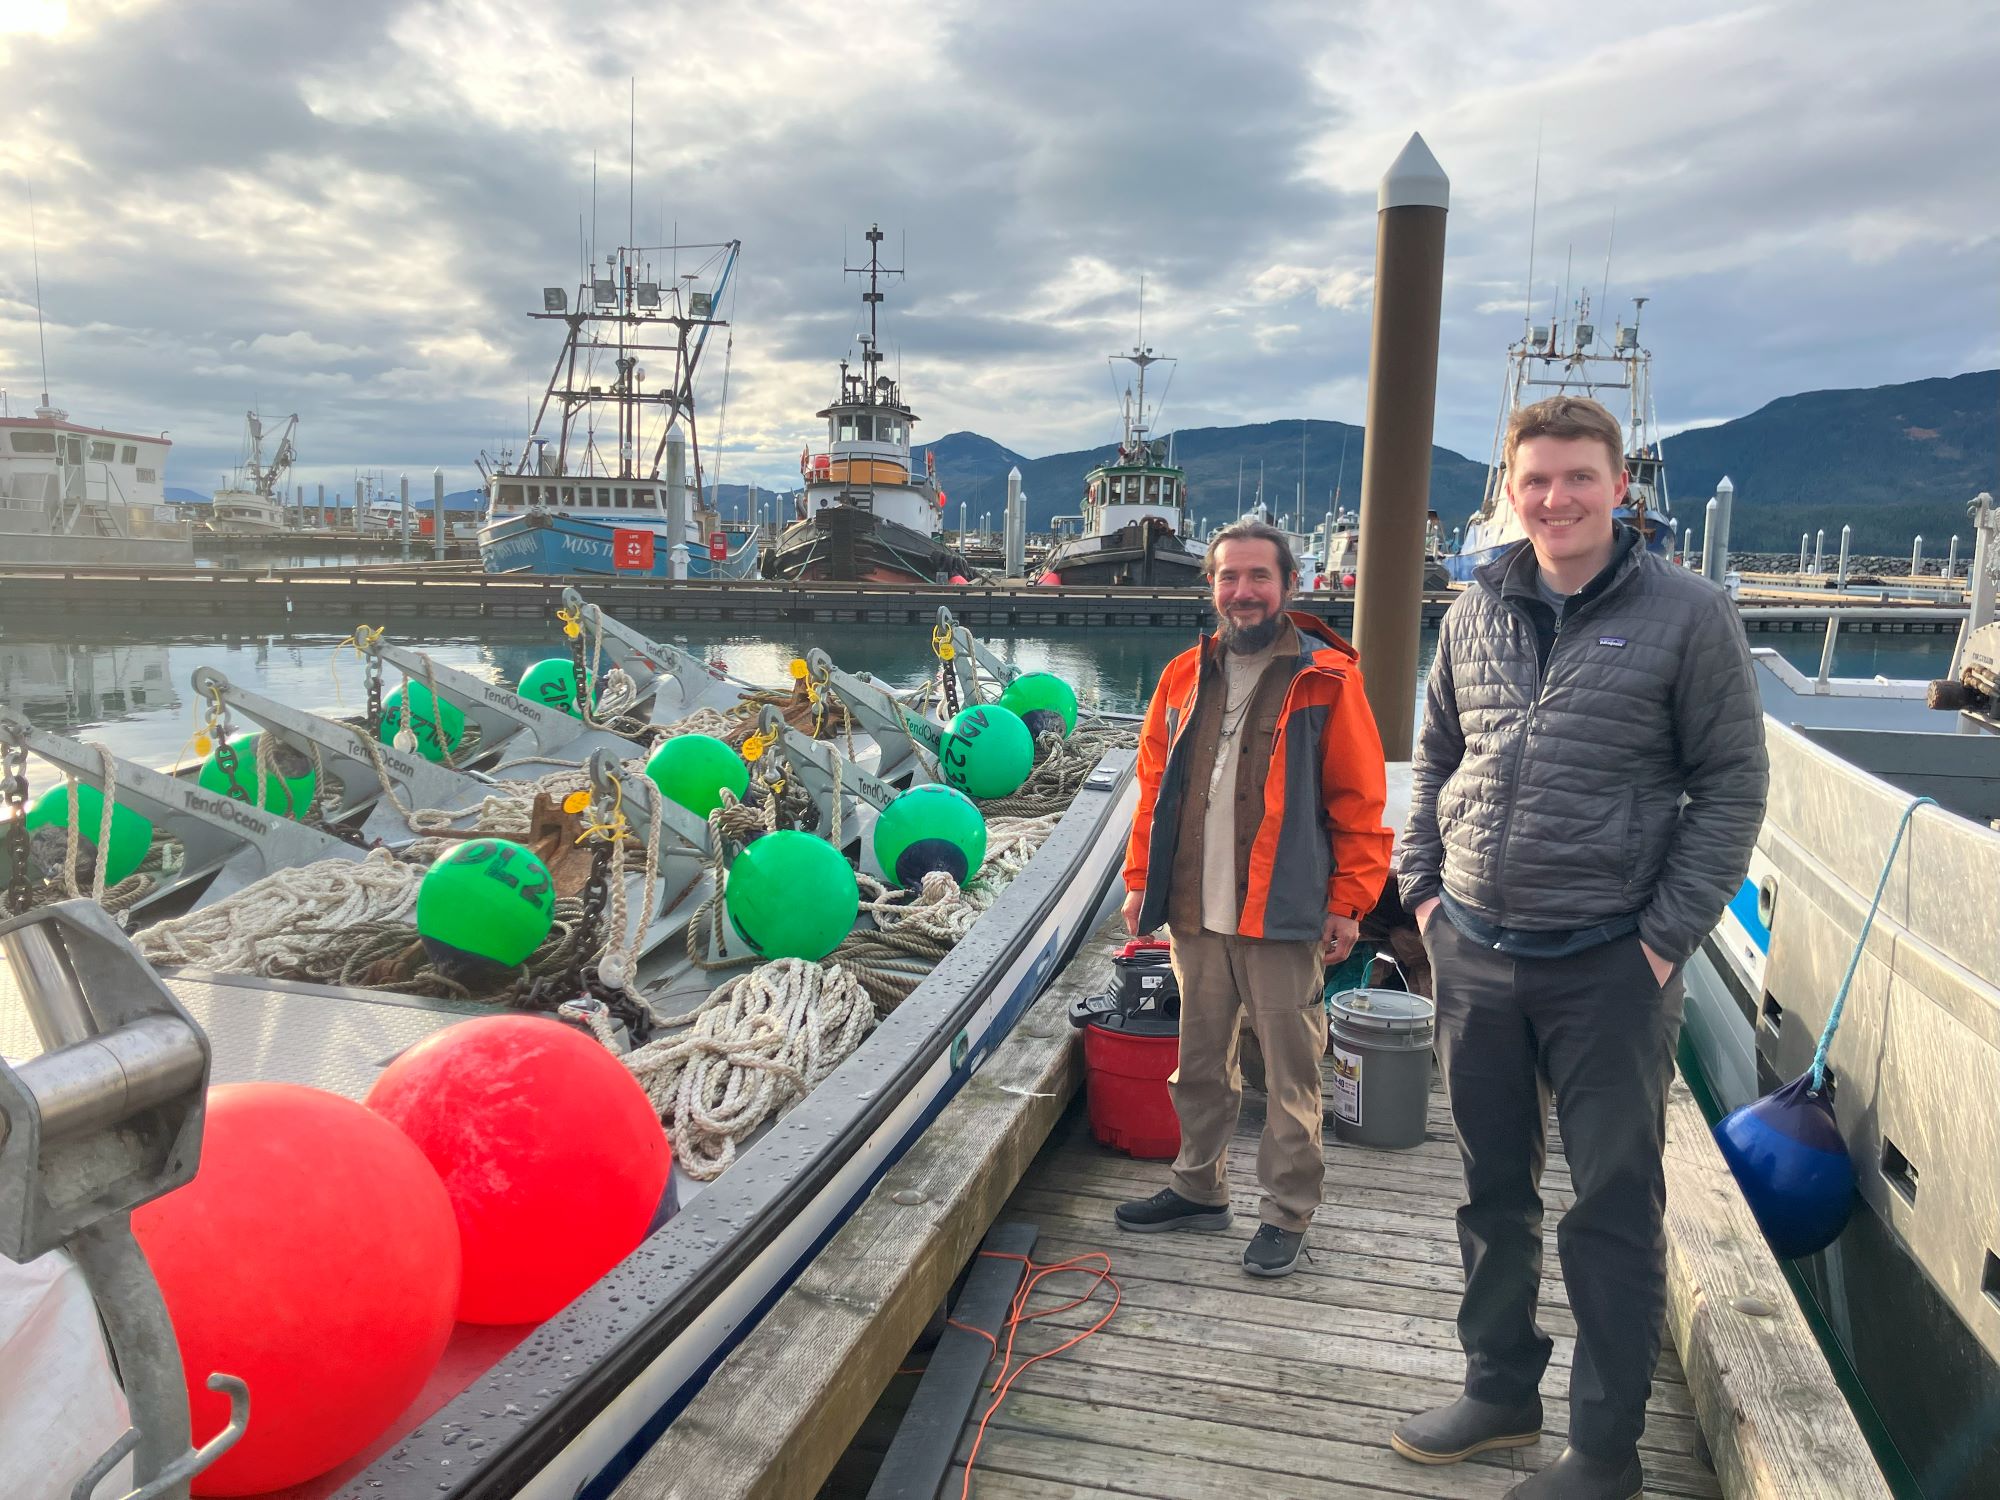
1446;293;1677;581
0;402;188;566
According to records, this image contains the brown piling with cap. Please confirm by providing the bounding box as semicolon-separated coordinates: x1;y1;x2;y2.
1352;132;1449;759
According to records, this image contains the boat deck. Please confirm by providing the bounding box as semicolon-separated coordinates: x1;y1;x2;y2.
946;1088;1722;1500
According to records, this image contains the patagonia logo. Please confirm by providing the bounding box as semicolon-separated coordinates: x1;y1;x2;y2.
1598;636;1627;648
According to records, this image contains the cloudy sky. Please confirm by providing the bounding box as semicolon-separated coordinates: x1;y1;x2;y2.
0;0;1992;499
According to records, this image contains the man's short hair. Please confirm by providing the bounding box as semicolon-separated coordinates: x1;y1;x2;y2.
1203;519;1297;586
1504;395;1625;476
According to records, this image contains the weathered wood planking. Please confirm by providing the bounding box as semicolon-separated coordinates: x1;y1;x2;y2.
1660;1074;1894;1500
950;1070;1725;1500
610;917;1124;1500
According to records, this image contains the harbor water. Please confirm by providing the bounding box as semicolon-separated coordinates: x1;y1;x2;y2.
0;620;1956;800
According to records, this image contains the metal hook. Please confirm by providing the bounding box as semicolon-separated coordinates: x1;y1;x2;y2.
73;1373;250;1500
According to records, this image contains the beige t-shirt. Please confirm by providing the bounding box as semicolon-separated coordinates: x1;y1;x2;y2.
1200;629;1293;934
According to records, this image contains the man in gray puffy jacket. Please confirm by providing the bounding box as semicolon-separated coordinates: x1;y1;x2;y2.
1389;395;1768;1500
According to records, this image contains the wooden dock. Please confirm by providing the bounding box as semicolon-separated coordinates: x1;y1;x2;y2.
0;562;1967;638
612;920;1890;1500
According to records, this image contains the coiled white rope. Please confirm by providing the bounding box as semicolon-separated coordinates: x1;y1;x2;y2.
135;849;420;973
621;956;877;1180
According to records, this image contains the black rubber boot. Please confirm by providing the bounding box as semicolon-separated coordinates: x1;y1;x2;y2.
1113;1187;1232;1233
1505;1446;1644;1499
1390;1394;1543;1465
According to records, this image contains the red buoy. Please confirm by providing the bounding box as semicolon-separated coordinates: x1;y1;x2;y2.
132;1083;459;1496
365;1014;671;1324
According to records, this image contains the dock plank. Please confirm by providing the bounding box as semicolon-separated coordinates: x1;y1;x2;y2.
1659;1076;1894;1500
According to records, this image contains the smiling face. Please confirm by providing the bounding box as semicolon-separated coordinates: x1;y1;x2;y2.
1506;432;1628;577
1209;536;1293;652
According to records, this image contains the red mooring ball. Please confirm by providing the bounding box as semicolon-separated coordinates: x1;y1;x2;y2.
131;1083;460;1496
365;1014;672;1324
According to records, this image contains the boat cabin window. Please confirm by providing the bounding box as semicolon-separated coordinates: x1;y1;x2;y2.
499;483;523;505
526;485;542;506
854;415;874;441
837;416;856;442
89;440;115;461
136;467;156;483
632;489;654;508
10;431;55;454
64;437;82;463
880;418;902;445
614;490;629;509
121;445;137;464
1144;476;1160;503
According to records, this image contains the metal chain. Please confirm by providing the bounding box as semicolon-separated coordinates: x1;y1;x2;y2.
364;651;384;741
3;741;31;916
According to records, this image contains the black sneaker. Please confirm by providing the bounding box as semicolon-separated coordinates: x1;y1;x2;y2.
1505;1446;1643;1500
1241;1224;1306;1277
1390;1394;1543;1465
1113;1187;1232;1234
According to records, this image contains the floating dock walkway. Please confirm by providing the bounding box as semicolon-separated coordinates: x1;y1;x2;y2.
613;922;1891;1500
0;563;1969;639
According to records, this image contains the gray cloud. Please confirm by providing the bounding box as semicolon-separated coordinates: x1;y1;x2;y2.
0;0;1990;501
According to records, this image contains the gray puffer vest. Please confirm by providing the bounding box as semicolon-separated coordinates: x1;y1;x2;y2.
1397;535;1769;965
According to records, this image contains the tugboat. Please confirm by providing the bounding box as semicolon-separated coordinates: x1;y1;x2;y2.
1039;324;1200;588
478;237;759;580
1445;292;1676;581
767;226;968;585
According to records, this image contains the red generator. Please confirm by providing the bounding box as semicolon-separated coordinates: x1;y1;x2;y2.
1070;939;1181;1159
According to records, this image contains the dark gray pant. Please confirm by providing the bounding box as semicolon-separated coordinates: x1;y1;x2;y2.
1426;918;1685;1461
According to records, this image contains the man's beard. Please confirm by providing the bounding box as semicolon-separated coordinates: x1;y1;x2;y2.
1221;610;1285;654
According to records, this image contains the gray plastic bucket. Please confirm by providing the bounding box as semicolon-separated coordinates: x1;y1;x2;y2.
1326;987;1435;1149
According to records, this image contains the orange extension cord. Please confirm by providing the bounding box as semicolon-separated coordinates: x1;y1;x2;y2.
948;1248;1122;1498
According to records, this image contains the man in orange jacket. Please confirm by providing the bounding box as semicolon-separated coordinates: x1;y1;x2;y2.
1117;519;1391;1276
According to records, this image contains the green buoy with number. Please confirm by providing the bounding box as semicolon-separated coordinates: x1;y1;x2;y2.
24;783;153;887
874;785;987;889
197;733;318;818
645;734;749;818
517;658;593;719
379;683;466;764
998;672;1078;738
938;704;1034;800
416;839;556;981
724;831;858;962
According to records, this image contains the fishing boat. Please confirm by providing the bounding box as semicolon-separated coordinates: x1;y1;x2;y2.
766;226;970;586
1680;494;2000;1497
0;599;1137;1500
1039;325;1200;588
477;239;759;582
1445;293;1676;581
0;397;190;567
204;412;298;536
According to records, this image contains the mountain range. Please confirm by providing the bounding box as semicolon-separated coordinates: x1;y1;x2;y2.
904;369;1997;554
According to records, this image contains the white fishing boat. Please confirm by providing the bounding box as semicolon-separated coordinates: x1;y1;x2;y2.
0;398;190;567
1681;492;2000;1496
204;412;298;536
0;599;1138;1500
1445;293;1676;581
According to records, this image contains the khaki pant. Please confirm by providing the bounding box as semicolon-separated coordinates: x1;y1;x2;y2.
1166;925;1327;1233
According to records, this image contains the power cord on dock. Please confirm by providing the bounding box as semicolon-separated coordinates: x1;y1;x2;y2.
949;1247;1121;1498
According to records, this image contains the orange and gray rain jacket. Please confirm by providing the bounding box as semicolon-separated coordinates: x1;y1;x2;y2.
1124;612;1392;941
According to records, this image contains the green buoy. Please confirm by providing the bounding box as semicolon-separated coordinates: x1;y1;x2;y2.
517;658;592;719
416;838;556;981
725;831;858;962
938;704;1034;800
197;733;317;818
645;734;749;818
379;683;466;764
998;672;1078;738
874;784;987;889
25;783;153;887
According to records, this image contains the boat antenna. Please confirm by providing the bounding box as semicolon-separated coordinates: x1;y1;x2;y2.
1523;121;1541;342
1333;423;1350;512
1599;204;1617;324
627;77;635;254
28;185;50;405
